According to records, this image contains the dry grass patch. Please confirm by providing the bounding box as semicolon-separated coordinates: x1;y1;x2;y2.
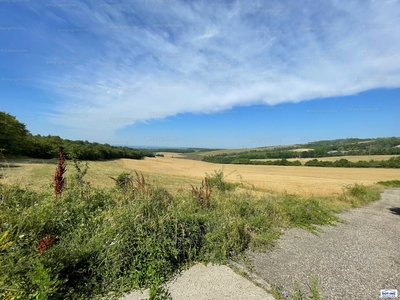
289;148;314;152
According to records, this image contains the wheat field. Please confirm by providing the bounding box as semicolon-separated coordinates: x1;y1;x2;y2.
121;155;400;196
1;155;399;196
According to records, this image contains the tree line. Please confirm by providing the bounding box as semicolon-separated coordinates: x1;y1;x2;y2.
0;111;154;160
304;156;400;168
202;154;400;168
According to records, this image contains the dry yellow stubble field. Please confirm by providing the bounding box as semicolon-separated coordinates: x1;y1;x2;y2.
122;154;400;196
1;155;399;196
0;158;201;194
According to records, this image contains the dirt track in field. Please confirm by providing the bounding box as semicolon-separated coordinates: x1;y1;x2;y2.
121;155;400;196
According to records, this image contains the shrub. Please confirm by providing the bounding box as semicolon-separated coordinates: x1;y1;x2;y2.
344;183;367;198
205;169;238;192
110;172;133;190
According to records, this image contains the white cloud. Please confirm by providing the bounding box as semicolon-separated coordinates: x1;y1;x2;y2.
24;0;400;141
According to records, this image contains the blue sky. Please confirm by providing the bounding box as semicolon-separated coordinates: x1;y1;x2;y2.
0;0;399;148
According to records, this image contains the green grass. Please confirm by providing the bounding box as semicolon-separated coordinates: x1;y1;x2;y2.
377;180;400;187
271;275;323;300
0;160;385;299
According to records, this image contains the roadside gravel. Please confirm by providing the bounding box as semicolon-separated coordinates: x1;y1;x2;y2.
243;188;400;300
120;263;275;300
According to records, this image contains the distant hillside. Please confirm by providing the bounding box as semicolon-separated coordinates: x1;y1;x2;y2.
202;137;400;159
201;137;400;168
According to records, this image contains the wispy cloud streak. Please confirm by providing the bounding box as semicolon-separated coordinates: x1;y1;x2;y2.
3;0;399;141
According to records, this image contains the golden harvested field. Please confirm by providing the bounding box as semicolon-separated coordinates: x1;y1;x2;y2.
251;155;398;164
289;148;314;152
0;158;201;194
120;155;400;196
1;156;399;196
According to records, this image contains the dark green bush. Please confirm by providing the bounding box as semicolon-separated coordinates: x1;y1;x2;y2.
111;172;133;190
205;169;238;192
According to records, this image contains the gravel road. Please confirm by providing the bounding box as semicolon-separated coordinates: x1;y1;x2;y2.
243;188;400;300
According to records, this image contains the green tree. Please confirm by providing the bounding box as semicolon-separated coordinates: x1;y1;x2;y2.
0;111;30;155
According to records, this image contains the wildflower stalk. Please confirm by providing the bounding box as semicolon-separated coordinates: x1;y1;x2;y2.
54;150;66;203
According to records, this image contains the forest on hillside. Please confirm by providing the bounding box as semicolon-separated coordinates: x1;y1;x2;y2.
203;137;400;160
202;137;400;168
0;112;155;160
